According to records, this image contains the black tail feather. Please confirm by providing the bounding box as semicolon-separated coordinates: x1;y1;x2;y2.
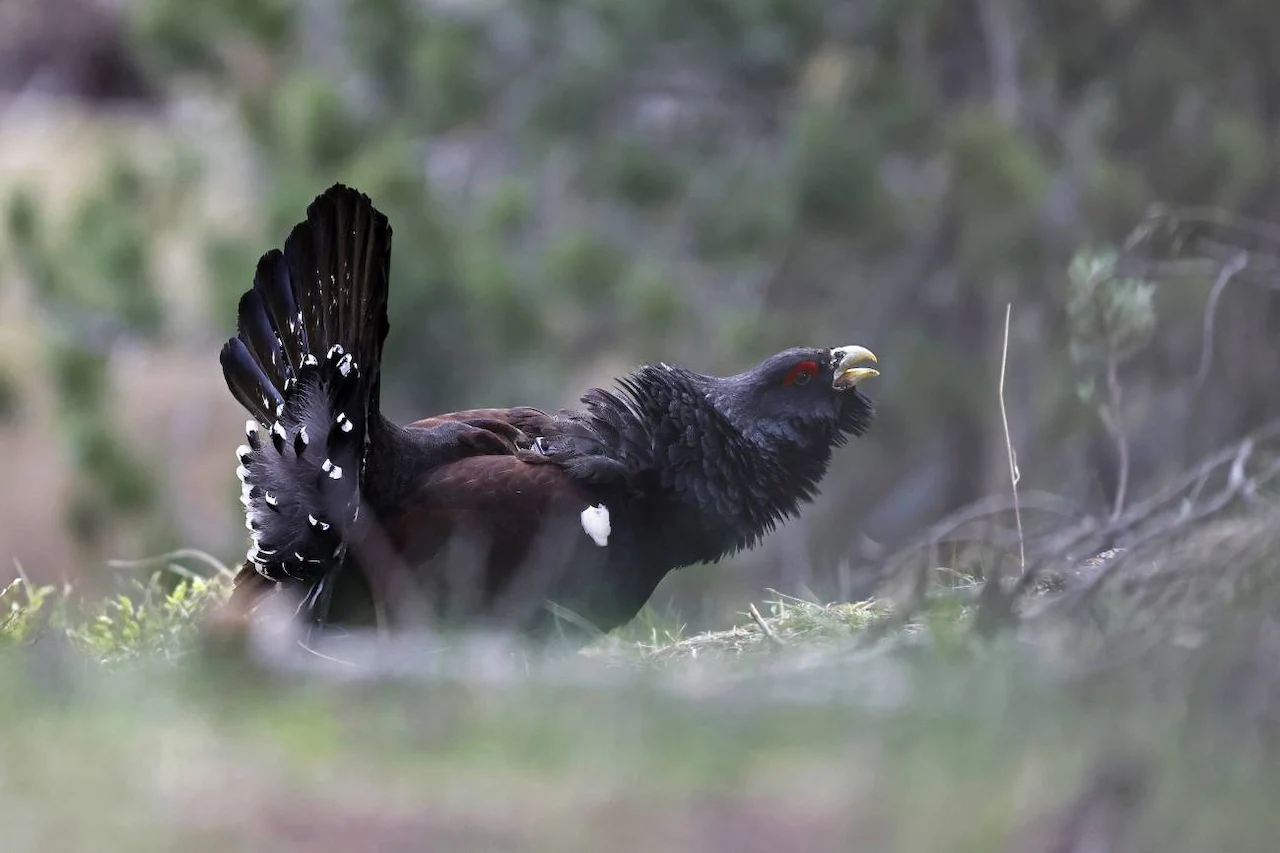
236;288;290;396
253;249;306;373
220;184;392;595
219;336;284;424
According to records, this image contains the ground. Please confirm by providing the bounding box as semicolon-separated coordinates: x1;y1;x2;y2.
2;550;1279;853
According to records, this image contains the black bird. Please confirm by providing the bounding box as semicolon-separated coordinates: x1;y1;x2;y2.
220;184;879;643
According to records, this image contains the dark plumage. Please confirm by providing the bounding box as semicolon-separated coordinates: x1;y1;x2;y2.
220;184;879;643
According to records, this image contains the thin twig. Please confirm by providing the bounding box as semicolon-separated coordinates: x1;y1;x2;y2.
1111;419;1280;528
748;602;785;646
1194;251;1249;389
1101;353;1129;523
295;638;362;668
998;302;1025;571
1049;438;1260;616
11;557;33;591
105;548;237;581
883;492;1082;566
542;601;608;640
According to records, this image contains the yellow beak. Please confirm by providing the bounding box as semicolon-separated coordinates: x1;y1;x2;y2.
831;345;879;390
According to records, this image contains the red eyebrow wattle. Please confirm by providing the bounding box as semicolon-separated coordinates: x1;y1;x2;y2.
782;360;819;386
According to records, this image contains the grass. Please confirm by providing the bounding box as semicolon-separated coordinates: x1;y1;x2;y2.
591;594;892;663
2;524;1280;853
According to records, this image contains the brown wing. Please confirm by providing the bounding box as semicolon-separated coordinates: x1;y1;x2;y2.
407;406;561;448
382;454;611;633
407;406;548;430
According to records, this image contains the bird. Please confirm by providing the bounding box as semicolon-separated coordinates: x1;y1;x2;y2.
219;184;880;644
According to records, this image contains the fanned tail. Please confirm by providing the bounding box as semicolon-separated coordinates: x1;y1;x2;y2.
218;184;391;614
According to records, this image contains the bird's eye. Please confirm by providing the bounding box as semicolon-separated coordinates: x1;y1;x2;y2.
782;361;819;387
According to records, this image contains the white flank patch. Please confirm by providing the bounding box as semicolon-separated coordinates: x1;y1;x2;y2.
580;504;611;547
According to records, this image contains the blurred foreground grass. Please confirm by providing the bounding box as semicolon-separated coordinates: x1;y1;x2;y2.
2;528;1280;853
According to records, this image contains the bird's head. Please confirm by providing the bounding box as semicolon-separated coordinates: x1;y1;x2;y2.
707;344;879;452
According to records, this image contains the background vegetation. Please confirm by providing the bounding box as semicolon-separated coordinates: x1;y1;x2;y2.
5;0;1280;617
1;0;1280;849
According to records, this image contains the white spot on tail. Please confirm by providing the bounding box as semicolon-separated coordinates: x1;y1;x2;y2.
580;504;611;547
264;492;278;507
303;354;318;367
336;412;353;432
246;420;261;439
236;444;252;463
321;459;343;480
326;344;345;360
298;425;309;446
235;465;250;482
336;353;354;376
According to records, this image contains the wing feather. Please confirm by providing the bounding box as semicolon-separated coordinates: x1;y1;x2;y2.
382;456;613;634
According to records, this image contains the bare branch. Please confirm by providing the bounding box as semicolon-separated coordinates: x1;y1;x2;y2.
1125;205;1280;259
1194;251;1249;389
1049;437;1265;616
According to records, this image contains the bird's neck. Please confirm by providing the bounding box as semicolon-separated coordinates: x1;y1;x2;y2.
590;366;832;562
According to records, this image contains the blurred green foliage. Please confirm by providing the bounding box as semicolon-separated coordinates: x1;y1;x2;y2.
2;0;1279;615
3;162;171;550
1067;246;1157;402
113;0;1279;421
0;570;225;663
